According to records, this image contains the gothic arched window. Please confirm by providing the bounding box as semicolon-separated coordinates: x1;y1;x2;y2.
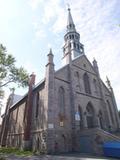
36;92;39;118
69;43;71;48
93;79;98;94
23;101;27;122
74;42;76;48
83;73;91;94
75;72;81;91
80;46;83;52
58;87;65;115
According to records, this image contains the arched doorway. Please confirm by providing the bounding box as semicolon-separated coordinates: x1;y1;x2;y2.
59;134;67;152
86;102;94;128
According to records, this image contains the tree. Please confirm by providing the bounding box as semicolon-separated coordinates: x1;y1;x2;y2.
0;44;29;96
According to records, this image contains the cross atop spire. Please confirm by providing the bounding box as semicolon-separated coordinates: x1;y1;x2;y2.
67;6;76;33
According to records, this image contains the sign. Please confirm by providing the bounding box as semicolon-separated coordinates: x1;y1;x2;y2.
75;112;80;121
60;121;64;127
48;123;54;129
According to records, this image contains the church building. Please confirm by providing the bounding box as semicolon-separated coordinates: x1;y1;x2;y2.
0;8;120;155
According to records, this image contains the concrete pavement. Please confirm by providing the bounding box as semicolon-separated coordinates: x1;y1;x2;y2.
1;154;118;160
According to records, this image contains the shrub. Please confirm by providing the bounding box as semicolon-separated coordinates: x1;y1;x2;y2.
0;147;33;156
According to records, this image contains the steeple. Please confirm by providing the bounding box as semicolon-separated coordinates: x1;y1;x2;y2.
62;7;84;65
106;76;112;90
67;7;76;33
93;58;100;75
47;48;54;65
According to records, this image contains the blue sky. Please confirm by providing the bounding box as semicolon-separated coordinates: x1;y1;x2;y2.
0;0;120;112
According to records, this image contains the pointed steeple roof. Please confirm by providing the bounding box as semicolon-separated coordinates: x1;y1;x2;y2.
49;48;53;55
67;7;76;32
106;76;112;88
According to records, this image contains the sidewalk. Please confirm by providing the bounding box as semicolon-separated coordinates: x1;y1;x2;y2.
1;154;119;160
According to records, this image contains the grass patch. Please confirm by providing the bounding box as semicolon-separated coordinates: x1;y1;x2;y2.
0;147;33;156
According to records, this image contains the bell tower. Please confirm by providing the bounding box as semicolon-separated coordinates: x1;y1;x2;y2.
62;7;84;65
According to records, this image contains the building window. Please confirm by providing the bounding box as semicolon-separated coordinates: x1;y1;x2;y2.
69;43;71;48
59;87;65;114
75;71;79;78
58;87;65;125
72;34;74;39
15;107;19;123
83;73;91;94
75;72;81;91
80;46;83;52
36;92;39;118
75;35;78;39
93;79;98;94
23;101;27;123
74;42;76;48
107;100;114;124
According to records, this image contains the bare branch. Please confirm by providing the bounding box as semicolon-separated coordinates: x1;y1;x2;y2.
0;80;14;87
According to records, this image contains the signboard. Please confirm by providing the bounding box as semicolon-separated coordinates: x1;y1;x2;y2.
75;112;80;121
48;123;54;129
60;121;64;127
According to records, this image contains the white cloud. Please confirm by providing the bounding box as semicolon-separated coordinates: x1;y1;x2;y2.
52;8;66;33
29;0;44;10
41;0;62;24
47;43;52;48
35;29;46;38
32;21;46;39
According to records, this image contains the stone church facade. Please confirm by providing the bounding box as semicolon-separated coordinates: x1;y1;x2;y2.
0;8;120;155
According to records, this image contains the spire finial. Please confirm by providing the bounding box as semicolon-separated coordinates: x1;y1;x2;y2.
106;76;111;88
93;57;97;65
66;4;76;33
67;3;70;11
49;48;53;55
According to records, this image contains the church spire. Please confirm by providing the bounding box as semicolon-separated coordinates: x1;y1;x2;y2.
62;7;84;65
67;7;76;33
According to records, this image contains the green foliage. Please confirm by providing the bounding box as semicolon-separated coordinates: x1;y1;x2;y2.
0;44;29;95
0;147;33;156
